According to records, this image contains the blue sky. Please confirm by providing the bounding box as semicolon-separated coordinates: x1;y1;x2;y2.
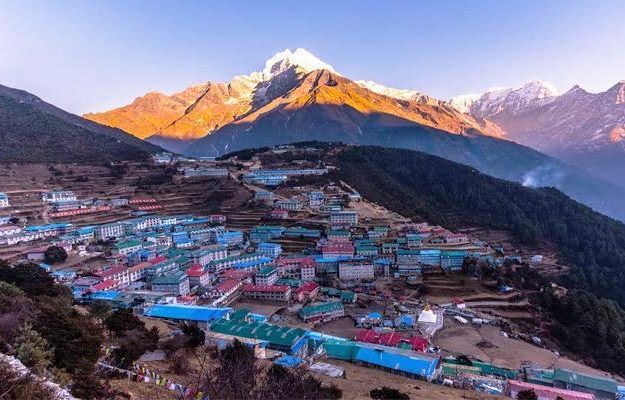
1;0;624;114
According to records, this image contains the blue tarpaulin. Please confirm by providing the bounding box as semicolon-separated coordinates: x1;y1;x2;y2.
274;355;304;368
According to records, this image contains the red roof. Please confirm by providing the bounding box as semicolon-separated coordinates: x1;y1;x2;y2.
295;281;319;294
508;380;594;400
149;256;168;264
128;262;151;273
355;329;380;344
270;209;288;214
91;279;119;291
276;256;315;267
243;284;290;293
379;332;402;347
186;264;207;277
407;336;428;352
322;242;354;250
214;278;241;293
177;295;198;304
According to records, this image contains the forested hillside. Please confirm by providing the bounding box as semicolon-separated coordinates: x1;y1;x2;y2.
330;145;625;374
333;145;625;306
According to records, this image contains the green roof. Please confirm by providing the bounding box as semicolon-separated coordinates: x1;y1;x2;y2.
275;278;302;288
340;291;355;301
299;301;343;317
327;230;350;237
151;270;186;285
441;250;468;256
257;267;277;277
229;309;251;321
115;239;141;249
209;252;260;265
210;318;307;349
554;368;617;393
322;340;360;361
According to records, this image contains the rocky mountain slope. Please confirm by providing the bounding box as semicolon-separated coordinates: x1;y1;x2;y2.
0;84;160;163
83;49;624;220
85;48;500;151
451;80;625;189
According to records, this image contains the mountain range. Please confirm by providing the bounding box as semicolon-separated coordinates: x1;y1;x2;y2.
81;48;625;220
0;84;159;163
85;48;503;153
84;49;625;192
450;81;625;189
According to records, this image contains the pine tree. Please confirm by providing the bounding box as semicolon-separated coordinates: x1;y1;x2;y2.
14;323;53;374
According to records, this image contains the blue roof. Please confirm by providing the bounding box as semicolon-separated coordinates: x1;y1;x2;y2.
355;347;439;379
274;355;304;368
232;257;272;270
249;313;268;322
144;304;232;322
259;242;281;248
25;222;71;232
314;255;353;263
89;291;121;301
367;312;382;319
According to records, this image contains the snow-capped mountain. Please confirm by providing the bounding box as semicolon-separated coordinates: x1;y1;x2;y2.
450;80;559;117
451;80;625;189
354;80;438;105
84;48;497;144
261;48;336;80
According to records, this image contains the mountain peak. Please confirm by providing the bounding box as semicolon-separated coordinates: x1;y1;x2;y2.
516;80;559;98
261;48;336;80
607;80;625;104
450;79;558;116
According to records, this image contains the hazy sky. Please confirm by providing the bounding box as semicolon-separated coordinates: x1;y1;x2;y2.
2;0;624;114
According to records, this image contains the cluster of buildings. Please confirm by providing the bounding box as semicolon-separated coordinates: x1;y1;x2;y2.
3;153;622;400
243;168;329;186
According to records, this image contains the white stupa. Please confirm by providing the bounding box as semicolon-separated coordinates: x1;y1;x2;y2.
418;304;437;324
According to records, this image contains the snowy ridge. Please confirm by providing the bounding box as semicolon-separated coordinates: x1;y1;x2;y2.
449;80;559;116
355;80;421;101
261;48;336;79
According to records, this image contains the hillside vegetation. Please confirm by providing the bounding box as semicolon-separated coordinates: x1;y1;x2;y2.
333;145;625;305
0;84;159;163
329;145;625;374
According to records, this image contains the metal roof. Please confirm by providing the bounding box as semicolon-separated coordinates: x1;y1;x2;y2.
210;318;307;349
554;368;618;394
144;304;231;322
354;346;438;379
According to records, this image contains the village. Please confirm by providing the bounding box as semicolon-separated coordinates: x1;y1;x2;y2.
0;146;623;400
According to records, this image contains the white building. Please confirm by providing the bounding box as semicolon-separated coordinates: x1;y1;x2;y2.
330;210;358;226
0;193;9;208
0;225;21;237
275;199;302;211
180;167;228;178
255;267;279;286
418;305;437;324
94;223;125;240
257;242;282;258
338;261;374;281
42;190;76;203
301;263;316;281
